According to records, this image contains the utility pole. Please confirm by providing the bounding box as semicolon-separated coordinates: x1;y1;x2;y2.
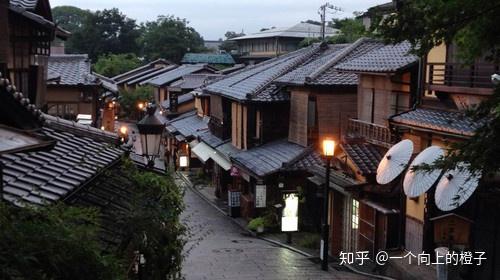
318;2;343;41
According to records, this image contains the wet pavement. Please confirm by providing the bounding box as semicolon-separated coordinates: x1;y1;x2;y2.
178;176;368;280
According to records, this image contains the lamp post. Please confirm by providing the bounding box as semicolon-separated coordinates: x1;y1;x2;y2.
137;104;164;168
321;139;335;271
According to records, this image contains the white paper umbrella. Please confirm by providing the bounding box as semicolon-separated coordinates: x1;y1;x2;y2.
403;146;444;198
435;164;481;211
376;139;414;185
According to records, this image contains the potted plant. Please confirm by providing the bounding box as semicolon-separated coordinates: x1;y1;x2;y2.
247;217;266;233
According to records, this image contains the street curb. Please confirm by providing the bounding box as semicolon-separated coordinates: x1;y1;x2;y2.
177;172;312;257
177;172;393;279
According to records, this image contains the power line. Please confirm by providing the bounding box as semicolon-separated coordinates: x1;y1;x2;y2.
318;2;343;41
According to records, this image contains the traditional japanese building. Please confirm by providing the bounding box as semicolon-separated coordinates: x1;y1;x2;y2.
231;23;340;64
46;54;101;123
328;40;419;257
181;53;235;66
389;42;499;278
111;58;176;92
0;0;63;108
144;64;217;106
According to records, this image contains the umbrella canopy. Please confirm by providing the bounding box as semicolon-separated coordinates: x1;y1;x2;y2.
403;146;444;198
376;139;413;185
435;164;481;211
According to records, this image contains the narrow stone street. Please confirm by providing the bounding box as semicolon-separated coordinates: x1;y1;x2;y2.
177;177;368;280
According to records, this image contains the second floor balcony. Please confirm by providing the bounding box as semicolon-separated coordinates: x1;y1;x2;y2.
346;119;394;148
427;62;499;95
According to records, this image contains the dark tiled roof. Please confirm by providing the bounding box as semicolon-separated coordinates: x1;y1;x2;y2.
341;143;383;176
231;140;307;177
308;39;385;85
112;58;173;82
167;111;209;139
1;126;123;206
10;0;38;10
275;38;386;86
205;45;319;102
390;108;482;137
198;130;224;148
216;64;246;75
0;76;122;206
124;65;177;86
9;1;55;30
47;55;98;86
169;74;222;90
43;114;119;143
275;44;348;85
145;64;215;87
93;72;118;93
335;41;418;73
181;53;235;65
160;92;195;110
287;150;358;189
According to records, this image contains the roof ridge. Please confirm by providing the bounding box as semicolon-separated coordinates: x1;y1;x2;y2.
248;44;321;97
42;114;119;144
306;37;377;82
0;72;45;125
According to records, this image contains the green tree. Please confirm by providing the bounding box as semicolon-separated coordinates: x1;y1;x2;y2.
141;15;205;63
378;1;500;175
119;85;154;119
0;160;186;279
330;16;367;43
52;5;92;33
0;203;122;279
70;8;141;60
114;160;185;279
219;31;245;52
94;53;142;77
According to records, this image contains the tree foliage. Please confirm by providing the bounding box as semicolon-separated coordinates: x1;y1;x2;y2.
114;160;185;279
119;85;155;119
378;0;500;63
330;16;367;43
219;31;245;53
141;15;206;63
0;160;186;279
93;53;142;77
378;1;500;176
54;7;142;60
52;5;92;34
0;203;121;279
299;15;368;47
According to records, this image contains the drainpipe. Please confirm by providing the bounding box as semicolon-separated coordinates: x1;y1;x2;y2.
414;56;425;109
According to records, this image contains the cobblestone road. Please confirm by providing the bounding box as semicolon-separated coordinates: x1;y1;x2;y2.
178;177;369;280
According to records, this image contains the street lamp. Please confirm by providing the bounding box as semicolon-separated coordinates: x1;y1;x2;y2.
321;138;335;271
119;125;128;143
137;104;164;168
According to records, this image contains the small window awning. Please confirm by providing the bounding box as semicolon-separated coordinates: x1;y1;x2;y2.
190;141;232;171
211;150;232;171
191;141;212;163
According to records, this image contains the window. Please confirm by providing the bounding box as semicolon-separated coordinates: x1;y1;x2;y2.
352;199;359;229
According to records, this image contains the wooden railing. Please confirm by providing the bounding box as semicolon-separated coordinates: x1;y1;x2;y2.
347;119;393;148
428;62;499;89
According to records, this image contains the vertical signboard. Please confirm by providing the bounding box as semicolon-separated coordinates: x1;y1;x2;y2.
255;184;266;208
282;193;299;232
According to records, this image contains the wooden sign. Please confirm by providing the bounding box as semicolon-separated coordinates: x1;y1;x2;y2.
430;213;473;246
255;184;266;208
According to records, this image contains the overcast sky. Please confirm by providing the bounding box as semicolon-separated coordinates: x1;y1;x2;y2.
50;0;388;40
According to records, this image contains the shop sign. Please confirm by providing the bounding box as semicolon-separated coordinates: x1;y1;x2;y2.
255;184;266;208
282;193;299;232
